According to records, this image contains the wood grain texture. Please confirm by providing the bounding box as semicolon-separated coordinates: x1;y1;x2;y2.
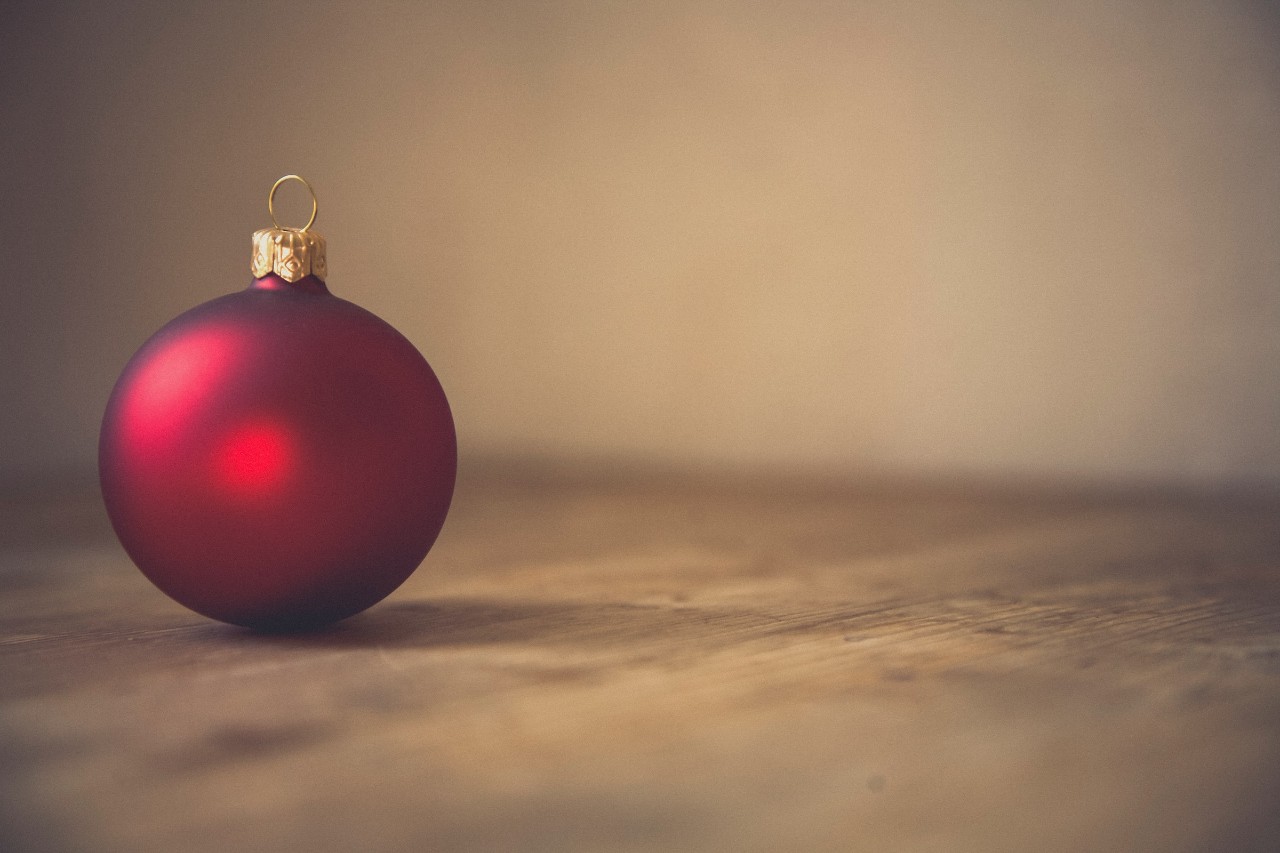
2;461;1279;852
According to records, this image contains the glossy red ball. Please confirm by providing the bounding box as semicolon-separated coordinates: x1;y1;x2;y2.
99;274;456;630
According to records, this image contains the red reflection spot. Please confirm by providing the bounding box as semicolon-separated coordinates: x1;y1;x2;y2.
216;421;294;496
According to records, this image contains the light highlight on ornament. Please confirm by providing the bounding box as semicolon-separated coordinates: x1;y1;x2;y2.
121;326;242;448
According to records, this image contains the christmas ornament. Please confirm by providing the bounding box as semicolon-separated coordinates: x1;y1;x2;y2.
100;176;457;630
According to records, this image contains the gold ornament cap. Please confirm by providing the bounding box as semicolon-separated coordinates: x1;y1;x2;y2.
251;175;328;282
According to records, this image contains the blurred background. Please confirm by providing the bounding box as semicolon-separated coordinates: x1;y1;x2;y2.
2;0;1279;487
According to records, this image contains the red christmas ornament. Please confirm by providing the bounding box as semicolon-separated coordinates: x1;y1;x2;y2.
100;176;456;630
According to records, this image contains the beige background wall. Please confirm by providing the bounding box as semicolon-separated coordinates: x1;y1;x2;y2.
2;0;1279;484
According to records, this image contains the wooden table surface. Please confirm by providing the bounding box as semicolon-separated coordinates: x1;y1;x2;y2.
2;461;1279;852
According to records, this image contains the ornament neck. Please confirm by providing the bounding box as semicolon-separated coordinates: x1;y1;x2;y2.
251;274;330;295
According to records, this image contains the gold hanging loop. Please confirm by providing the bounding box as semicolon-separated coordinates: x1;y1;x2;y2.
267;174;318;232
